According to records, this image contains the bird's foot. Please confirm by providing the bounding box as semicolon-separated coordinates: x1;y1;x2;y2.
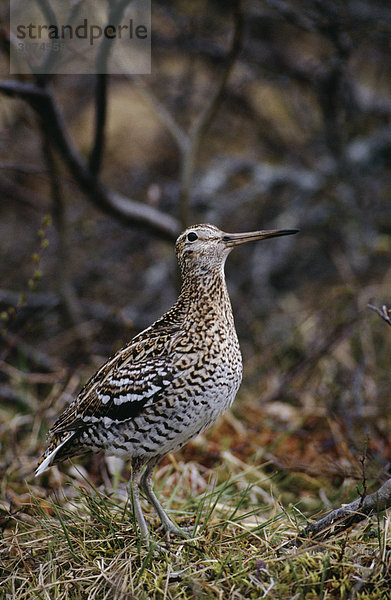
161;521;194;541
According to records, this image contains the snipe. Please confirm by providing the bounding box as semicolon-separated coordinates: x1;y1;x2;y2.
36;223;298;540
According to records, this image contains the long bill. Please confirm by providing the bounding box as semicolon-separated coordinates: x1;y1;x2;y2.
222;228;299;247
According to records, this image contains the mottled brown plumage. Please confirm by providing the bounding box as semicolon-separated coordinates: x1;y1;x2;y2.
36;223;298;540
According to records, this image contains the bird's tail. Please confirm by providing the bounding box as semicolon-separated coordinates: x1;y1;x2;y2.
35;432;75;476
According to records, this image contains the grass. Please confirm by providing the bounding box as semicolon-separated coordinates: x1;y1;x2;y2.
2;316;391;600
2;459;391;600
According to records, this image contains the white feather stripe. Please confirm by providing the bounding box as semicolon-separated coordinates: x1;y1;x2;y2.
35;432;74;476
111;386;161;405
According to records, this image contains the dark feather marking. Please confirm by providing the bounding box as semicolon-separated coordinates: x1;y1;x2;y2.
106;397;150;422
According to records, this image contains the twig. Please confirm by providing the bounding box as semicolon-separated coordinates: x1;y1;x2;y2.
179;0;244;226
285;301;391;548
89;74;108;175
133;79;189;154
358;451;368;506
368;303;391;327
89;1;132;174
290;478;391;547
0;80;180;240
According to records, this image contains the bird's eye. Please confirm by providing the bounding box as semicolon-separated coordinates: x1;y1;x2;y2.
187;232;198;242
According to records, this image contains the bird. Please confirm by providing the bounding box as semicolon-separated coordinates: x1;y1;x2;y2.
36;223;298;541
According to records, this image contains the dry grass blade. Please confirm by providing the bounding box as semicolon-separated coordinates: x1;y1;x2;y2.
1;467;391;599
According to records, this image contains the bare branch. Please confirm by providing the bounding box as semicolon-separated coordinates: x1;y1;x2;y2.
89;2;133;174
291;478;391;546
133;79;189;154
368;303;391;327
179;0;244;226
89;74;108;176
0;80;180;240
127;2;244;227
284;301;391;548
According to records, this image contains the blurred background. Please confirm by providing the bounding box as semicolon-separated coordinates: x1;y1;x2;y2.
1;0;391;512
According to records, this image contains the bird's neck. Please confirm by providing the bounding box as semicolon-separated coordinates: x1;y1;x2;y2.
179;266;234;321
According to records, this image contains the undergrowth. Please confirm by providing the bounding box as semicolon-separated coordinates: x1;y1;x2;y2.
1;466;391;600
1;289;391;599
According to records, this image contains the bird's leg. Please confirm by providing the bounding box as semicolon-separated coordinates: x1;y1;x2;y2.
128;467;150;542
140;458;190;539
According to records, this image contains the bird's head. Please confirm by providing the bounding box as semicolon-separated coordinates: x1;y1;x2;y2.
175;223;298;278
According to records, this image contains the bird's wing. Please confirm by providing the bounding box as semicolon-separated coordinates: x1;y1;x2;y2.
50;356;174;434
48;325;181;436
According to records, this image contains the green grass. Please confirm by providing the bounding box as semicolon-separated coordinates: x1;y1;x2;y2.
2;352;391;600
2;465;391;600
